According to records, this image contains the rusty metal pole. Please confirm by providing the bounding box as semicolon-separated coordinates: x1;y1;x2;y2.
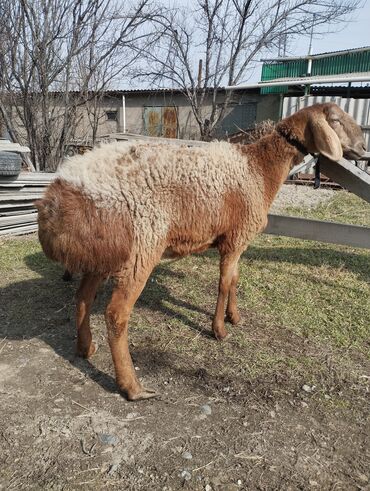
197;59;203;88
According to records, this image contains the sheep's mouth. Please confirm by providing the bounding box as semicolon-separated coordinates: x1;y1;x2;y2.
342;148;366;160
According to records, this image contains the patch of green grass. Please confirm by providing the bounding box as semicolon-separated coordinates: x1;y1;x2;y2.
0;236;40;270
283;190;370;226
240;234;370;352
0;236;61;281
250;191;370;352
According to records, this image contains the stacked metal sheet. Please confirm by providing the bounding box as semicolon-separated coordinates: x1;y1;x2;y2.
0;172;54;236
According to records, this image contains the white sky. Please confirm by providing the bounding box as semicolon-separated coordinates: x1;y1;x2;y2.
120;0;370;89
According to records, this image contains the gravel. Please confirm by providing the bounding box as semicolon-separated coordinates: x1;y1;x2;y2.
271;184;336;213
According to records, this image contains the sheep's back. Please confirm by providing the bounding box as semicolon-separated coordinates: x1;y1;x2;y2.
57;141;266;254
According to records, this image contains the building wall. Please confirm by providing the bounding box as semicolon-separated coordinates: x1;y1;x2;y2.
4;90;281;146
255;94;281;123
74;96;124;140
121;91;280;140
122;92;205;139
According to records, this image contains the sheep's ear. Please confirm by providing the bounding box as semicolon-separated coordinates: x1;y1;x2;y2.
309;114;343;161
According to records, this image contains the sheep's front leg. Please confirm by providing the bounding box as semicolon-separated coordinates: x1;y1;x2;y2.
212;251;242;340
76;273;103;358
225;264;241;325
105;272;158;401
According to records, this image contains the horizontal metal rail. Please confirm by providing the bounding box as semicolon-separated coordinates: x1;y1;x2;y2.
265;214;370;249
319;156;370;204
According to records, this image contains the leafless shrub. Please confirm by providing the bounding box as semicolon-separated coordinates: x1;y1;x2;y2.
227;119;276;144
0;0;155;171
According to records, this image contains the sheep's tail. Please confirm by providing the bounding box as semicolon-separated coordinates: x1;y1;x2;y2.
35;178;133;274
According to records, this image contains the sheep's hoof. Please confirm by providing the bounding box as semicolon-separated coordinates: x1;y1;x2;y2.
213;327;229;341
215;332;230;341
127;387;159;401
76;342;98;359
225;311;241;325
212;318;229;340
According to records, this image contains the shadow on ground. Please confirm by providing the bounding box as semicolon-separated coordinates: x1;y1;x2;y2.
1;244;368;399
1;251;219;398
245;244;370;282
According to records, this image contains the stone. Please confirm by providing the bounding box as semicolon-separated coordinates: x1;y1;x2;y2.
200;404;212;416
98;433;119;446
180;470;191;481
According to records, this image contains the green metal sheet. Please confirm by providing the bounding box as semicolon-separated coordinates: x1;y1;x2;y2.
260;49;370;94
261;60;307;93
312;51;370;76
261;59;307;80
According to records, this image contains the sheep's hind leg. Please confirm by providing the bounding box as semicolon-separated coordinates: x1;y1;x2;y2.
212;250;242;341
225;264;241;325
105;270;158;401
63;269;73;281
76;273;103;358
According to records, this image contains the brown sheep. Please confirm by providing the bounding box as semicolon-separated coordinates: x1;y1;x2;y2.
36;103;365;401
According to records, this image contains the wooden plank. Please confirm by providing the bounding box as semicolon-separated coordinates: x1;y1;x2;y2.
319;156;370;204
0;187;47;194
0;209;36;217
264;214;370;249
0;201;36;209
0;224;38;236
0;142;30;153
0;195;42;202
102;132;209;147
0;174;55;183
0;213;37;227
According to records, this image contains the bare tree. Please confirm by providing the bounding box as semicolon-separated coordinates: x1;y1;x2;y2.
0;0;154;170
138;0;361;140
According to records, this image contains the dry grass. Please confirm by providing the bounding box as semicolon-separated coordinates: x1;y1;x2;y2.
282;189;370;227
227;119;275;144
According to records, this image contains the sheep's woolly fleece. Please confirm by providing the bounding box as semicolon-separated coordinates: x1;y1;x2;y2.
58;141;265;250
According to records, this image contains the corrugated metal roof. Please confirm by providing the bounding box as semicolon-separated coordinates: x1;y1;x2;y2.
261;46;370;62
106;88;177;94
105;85;257;96
227;73;370;90
263;72;370;84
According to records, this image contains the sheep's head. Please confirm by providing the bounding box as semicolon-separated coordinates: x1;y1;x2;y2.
278;103;366;162
307;103;366;161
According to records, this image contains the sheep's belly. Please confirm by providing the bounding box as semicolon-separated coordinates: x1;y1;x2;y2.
161;239;217;261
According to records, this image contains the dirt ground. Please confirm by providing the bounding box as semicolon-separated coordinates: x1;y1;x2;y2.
0;189;369;490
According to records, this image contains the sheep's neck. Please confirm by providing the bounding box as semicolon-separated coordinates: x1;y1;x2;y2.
248;132;304;210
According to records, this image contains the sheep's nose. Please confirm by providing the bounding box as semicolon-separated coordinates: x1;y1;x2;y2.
355;141;367;156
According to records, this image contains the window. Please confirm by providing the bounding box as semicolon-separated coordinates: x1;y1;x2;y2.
106;111;117;121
